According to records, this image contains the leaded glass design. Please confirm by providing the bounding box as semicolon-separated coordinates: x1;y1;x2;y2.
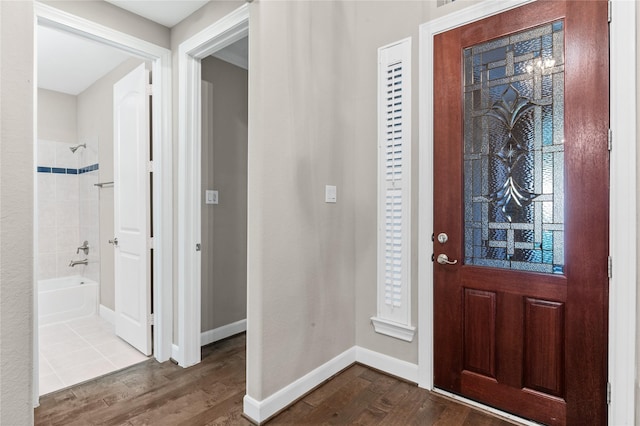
463;20;565;274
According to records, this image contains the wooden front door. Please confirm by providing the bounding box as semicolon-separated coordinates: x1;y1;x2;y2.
432;2;609;425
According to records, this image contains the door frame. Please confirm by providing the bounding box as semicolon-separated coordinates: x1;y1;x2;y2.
418;0;637;424
33;2;173;402
176;3;248;367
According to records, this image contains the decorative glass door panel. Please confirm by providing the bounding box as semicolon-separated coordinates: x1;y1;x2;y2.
432;1;609;425
463;21;565;274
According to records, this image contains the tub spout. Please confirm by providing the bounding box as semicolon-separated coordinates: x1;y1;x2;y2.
69;259;88;267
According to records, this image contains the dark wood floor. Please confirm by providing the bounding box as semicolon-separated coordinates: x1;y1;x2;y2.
35;333;519;425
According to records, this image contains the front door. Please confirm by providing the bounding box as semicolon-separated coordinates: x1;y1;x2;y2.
433;2;609;425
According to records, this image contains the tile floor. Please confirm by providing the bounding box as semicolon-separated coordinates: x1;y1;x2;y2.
38;315;149;396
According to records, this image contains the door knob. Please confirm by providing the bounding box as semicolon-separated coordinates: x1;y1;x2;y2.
108;238;119;247
437;253;458;265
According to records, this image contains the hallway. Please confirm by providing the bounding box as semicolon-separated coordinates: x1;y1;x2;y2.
35;333;521;425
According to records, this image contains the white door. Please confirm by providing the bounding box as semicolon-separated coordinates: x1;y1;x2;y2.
113;64;152;355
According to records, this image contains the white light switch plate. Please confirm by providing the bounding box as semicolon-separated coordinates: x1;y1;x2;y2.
325;185;337;203
205;190;218;205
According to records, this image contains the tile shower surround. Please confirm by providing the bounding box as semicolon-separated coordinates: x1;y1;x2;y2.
37;139;100;282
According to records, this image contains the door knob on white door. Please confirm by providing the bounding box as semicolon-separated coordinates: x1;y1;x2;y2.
108;238;119;247
437;253;457;265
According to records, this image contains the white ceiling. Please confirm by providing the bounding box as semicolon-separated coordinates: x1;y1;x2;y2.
37;26;133;95
38;1;248;96
104;0;209;28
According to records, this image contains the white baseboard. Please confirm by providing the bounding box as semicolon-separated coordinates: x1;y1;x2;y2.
171;344;180;363
355;346;419;383
243;347;357;423
201;319;247;346
242;345;418;423
99;304;115;325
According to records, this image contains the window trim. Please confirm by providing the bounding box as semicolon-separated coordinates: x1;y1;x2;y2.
372;37;415;342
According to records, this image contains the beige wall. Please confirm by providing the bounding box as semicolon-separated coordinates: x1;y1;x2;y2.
351;0;484;368
0;2;34;424
37;89;77;143
77;57;146;310
247;0;359;400
353;1;428;365
200;56;248;332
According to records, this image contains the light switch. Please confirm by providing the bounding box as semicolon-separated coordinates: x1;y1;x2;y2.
325;185;337;203
205;190;218;205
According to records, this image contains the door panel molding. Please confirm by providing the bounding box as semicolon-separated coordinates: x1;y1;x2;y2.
418;1;636;424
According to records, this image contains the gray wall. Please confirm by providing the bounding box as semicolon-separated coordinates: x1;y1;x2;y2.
200;56;248;333
77;57;146;311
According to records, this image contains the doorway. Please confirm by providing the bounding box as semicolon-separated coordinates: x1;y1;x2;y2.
176;3;248;367
200;47;249;348
432;2;607;424
418;0;637;424
33;3;172;403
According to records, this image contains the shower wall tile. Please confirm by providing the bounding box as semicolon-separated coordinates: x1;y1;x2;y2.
56;174;79;202
38;139;98;281
38;254;57;281
79;170;101;284
38;226;56;254
55;142;79;170
38;140;57;166
56;202;79;229
38;173;56;201
79;139;99;167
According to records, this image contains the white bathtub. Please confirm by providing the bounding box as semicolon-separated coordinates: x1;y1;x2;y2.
38;276;99;326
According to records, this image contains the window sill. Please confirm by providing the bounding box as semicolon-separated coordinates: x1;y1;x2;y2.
371;316;416;342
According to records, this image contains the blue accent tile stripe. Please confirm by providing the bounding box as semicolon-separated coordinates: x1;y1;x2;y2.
79;163;99;174
37;163;99;175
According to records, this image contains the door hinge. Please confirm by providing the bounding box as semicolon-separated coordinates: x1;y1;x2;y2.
607;381;611;404
148;236;154;249
608;1;612;23
146;83;153;96
148;160;154;173
608;256;613;278
608;128;613;151
148;313;155;325
196;243;201;252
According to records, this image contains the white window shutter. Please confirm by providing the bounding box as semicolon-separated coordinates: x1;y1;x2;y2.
372;38;415;342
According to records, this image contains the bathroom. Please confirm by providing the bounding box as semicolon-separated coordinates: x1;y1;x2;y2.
36;25;149;395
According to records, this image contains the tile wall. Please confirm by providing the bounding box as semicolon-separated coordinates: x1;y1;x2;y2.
37;139;100;281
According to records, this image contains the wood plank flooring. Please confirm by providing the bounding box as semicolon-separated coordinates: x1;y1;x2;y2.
35;333;520;425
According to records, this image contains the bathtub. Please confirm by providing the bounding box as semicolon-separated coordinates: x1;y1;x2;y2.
38;276;99;326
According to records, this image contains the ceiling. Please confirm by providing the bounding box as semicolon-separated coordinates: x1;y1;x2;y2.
37;1;247;95
104;0;209;28
38;26;133;95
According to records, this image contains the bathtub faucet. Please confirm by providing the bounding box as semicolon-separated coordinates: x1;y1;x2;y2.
69;259;88;267
77;240;89;255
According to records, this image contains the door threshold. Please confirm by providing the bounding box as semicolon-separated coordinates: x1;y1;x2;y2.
432;388;544;426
